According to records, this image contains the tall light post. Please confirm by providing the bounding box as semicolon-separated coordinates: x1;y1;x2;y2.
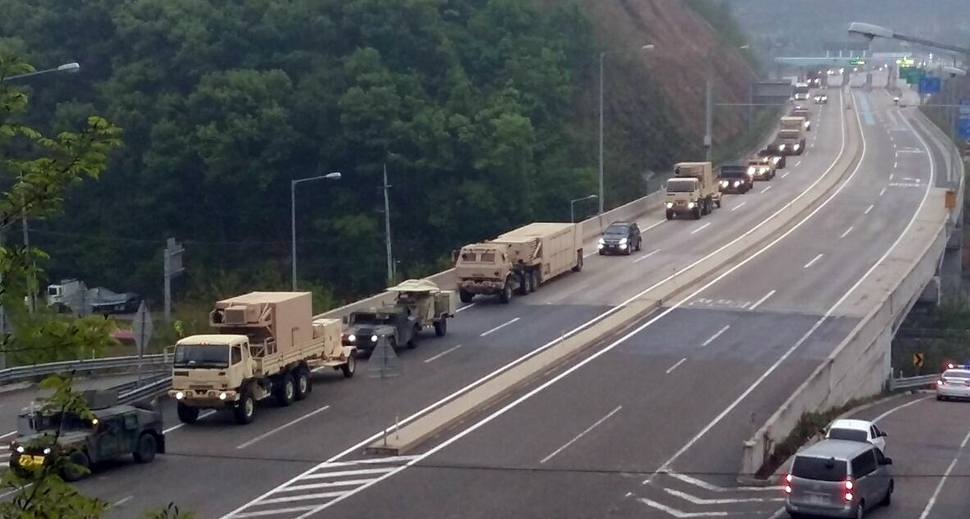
848;23;970;58
291;172;341;291
570;194;598;223
2;61;81;314
600;44;655;215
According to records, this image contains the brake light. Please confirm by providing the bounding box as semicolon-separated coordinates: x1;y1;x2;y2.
844;492;853;501
783;473;793;494
844;479;854;490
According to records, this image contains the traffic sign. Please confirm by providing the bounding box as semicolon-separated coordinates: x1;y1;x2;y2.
913;353;924;367
132;300;153;357
958;99;970;140
918;76;941;94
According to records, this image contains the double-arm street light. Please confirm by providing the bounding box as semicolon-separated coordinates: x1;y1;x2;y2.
570;194;598;223
600;44;656;215
291;172;341;290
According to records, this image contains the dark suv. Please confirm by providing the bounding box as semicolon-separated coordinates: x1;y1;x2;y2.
719;164;753;194
598;221;642;255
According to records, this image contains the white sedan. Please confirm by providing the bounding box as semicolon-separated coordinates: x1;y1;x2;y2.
937;365;970;401
824;418;887;452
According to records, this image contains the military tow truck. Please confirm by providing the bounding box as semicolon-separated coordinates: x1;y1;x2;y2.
8;389;165;482
342;279;456;356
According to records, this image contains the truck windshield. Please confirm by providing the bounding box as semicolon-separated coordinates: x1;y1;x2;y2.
779;130;800;139
174;344;230;368
352;313;394;325
17;411;91;435
666;179;697;193
794;85;809;95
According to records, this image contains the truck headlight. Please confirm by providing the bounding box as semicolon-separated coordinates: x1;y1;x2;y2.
760;167;768;174
779;144;786;151
43;448;51;455
598;238;605;245
794;144;801;151
347;334;356;342
371;334;379;342
733;181;740;187
219;392;227;400
175;391;184;400
666;202;673;209
15;446;24;453
721;180;728;187
747;167;756;176
688;202;696;209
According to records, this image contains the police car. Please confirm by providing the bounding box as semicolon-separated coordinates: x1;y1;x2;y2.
936;364;970;401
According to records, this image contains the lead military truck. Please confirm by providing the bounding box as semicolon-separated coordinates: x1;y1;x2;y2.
168;292;357;425
665;161;721;220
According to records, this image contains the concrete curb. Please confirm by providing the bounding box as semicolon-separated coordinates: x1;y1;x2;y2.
365;93;864;455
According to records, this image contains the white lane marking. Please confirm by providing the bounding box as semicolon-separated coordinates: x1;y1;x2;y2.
761;185;773;193
663;487;784;504
540;405;622;464
424;344;463;363
221;87;853;519
865;204;874;214
302;467;396;480
111;496;133;508
233;505;318;518
636;497;732;517
781;171;790;178
163;410;217;434
455;304;475;313
664;469;779;491
731;202;746;212
795;160;802;167
653;87;934;478
894;161;898;169
889;173;894;181
748;290;776;311
237;405;331;449
871;394;933;423
258;492;348;506
803;253;824;269
840;227;853;239
919;425;970;519
0;431;14;440
634;249;661;263
480;317;520;337
690;223;711;235
666;358;687;374
702;325;730;347
879;187;886;196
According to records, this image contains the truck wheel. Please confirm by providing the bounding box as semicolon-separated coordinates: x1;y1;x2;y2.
499;282;513;303
177;402;200;424
62;450;91;482
234;391;256;424
133;433;157;463
715;198;722;209
572;252;583;272
275;372;295;407
434;318;447;337
517;273;530;295
530;270;540;291
694;207;701;219
459;289;473;304
294;367;312;399
341;355;356;378
666;210;673;220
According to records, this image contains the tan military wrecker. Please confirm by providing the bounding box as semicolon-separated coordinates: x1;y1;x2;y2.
168;292;357;425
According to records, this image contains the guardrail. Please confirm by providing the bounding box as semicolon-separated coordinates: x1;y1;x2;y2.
888;373;940;391
118;376;173;405
0;353;171;386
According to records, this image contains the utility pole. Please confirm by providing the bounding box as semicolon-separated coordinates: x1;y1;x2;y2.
705;51;714;161
382;164;394;285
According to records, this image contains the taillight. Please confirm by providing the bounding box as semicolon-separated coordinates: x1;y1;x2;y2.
844;479;854;490
843;478;854;501
844;492;853;501
784;473;792;494
939;379;947;386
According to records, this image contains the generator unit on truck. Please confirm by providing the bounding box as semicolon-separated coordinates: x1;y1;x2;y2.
665;162;721;220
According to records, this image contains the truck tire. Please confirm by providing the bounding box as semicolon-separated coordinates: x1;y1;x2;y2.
572;251;583;272
275;372;295;407
234;390;256;424
517;272;530;295
177;402;200;424
459;289;474;304
666;210;673;220
499;281;513;303
133;433;157;464
434;318;447;337
530;270;540;291
294;366;312;400
693;206;701;219
715;198;722;209
341;355;356;378
62;450;90;482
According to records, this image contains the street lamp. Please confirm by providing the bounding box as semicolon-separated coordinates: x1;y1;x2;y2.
848;22;969;57
570;194;598;223
291;172;341;291
600;44;655;215
2;62;80;82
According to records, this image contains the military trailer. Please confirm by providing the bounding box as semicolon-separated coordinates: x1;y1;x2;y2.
168;292;357;425
342;279;456;355
665;162;721;220
455;222;583;304
8;389;165;482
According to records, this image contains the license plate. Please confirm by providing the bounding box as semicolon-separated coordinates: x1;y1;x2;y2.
806;494;828;505
19;455;44;467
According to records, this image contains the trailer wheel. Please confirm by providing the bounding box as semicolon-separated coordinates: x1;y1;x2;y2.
459;289;474;304
234;390;256;424
275;372;295;407
434;318;447;337
341;354;356;378
294;367;311;400
499;282;513;303
177;402;200;424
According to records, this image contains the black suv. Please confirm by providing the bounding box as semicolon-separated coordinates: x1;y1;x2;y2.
599;221;642;255
719;164;753;194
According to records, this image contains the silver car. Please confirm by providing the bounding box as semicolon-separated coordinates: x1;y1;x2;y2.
785;439;893;518
936;366;970;400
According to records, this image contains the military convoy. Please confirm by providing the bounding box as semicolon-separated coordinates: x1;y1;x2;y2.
770;116;808;156
454;222;583;303
665;162;721;220
343;279;456;355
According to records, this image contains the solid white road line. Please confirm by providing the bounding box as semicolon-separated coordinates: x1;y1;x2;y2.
840;227;853;239
540;405;622;464
0;431;15;440
663;487;783;504
111;496;134;508
665;358;687;375
424;344;463;363
865;204;874;214
731;202;746;211
872;394;933;423
919;425;970;519
701;325;730;347
748;290;776;312
237;405;331;449
163;410;217;434
480;317;520;337
636;497;731;517
690;223;711;235
803;254;824;269
634;249;661;263
455;304;475;313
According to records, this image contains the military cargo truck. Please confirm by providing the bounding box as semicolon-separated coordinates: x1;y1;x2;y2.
665;162;721;220
168;292;357;425
758;148;787;169
342;279;456;355
790;106;812;131
769;116;807;155
455;222;583;304
8;389;165;481
747;157;777;181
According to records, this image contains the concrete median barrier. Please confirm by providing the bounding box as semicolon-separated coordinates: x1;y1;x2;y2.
739;188;949;479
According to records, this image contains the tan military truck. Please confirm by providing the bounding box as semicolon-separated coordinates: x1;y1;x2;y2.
168;292;357;425
665;162;722;220
790;105;812;131
770;116;807;155
455;222;583;304
747;156;777;181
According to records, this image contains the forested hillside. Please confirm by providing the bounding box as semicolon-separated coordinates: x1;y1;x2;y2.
0;0;759;310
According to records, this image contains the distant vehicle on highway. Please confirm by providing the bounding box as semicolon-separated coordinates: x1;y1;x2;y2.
936;364;970;401
814;93;829;104
598;221;642;255
718;164;753;194
45;279;142;316
785;439;894;518
824;418;887;452
758;148;787;169
747;157;777;181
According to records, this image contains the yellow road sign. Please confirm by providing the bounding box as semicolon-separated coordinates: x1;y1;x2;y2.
913;353;924;367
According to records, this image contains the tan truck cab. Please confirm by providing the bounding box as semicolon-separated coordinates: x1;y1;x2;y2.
665;162;721;220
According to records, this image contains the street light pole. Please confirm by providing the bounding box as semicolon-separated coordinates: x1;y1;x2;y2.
291;172;341;291
571;194;598;223
2;62;80;82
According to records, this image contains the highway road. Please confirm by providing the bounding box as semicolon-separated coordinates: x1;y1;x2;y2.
185;76;951;519
0;75;871;518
